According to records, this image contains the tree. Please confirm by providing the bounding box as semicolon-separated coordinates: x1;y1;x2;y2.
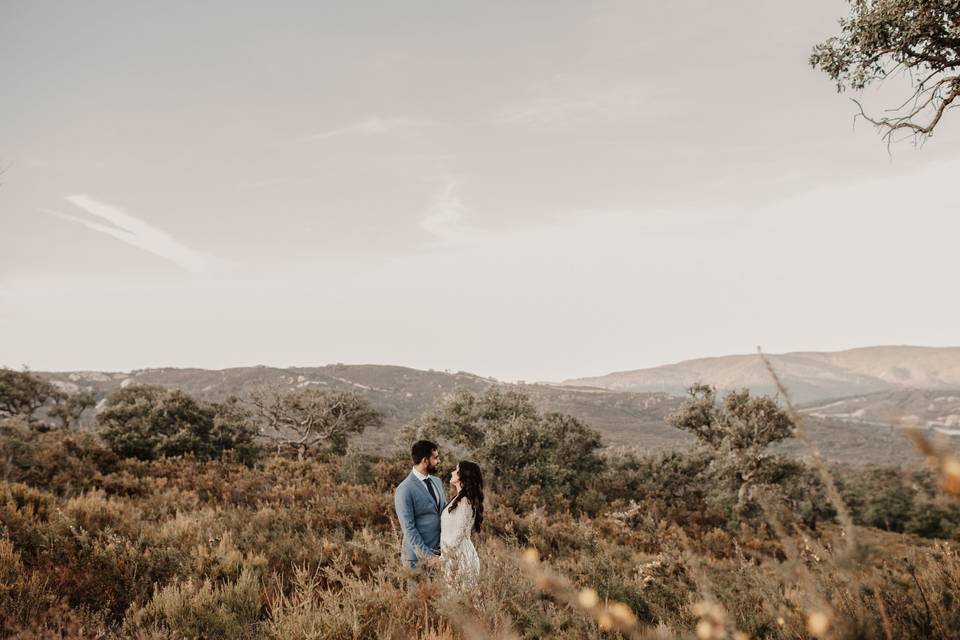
49;390;97;430
0;367;58;419
410;387;540;450
208;396;262;465
666;385;830;526
250;388;383;454
811;0;960;143
97;385;259;463
413;387;606;509
668;384;794;452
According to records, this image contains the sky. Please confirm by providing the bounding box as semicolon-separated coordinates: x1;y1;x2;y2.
1;0;958;382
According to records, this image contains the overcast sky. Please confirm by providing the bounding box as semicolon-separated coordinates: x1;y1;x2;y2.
1;0;958;382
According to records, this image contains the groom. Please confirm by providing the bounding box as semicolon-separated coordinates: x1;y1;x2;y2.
394;439;446;573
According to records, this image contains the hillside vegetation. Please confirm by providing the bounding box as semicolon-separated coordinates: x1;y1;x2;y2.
2;367;960;639
35;365;934;465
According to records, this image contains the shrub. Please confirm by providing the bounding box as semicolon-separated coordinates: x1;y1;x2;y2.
97;385;260;463
336;446;375;485
133;566;263;639
0;368;58;420
839;466;960;538
0;420;120;496
663;384;835;529
413;387;606;510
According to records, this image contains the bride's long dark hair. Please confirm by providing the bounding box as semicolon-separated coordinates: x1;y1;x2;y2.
447;460;484;533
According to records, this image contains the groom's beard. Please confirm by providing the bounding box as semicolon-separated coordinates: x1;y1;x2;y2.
426;463;437;475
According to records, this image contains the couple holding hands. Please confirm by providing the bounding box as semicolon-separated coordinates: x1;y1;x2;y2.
394;440;484;590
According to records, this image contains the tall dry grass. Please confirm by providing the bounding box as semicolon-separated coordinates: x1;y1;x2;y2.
1;420;959;639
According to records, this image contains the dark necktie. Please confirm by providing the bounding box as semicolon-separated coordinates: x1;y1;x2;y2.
423;478;439;508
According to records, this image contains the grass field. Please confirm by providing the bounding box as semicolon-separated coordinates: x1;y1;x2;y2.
2;423;958;639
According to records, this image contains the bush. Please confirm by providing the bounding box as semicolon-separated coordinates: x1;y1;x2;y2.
97;386;260;463
336;447;375;485
662;385;835;529
132;566;263;639
839;466;960;538
413;387;606;510
3;417;960;639
0;368;58;420
0;418;120;496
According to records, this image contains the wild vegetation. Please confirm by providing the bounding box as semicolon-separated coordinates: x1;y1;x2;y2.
1;367;960;639
812;0;960;142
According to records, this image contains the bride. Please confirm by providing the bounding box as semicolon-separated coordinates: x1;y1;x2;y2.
440;460;483;589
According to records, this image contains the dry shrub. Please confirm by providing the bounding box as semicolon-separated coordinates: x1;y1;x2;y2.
2;428;960;640
0;482;57;562
132;565;264;639
190;530;269;583
63;490;134;535
0;424;119;497
371;456;413;493
267;565;426;640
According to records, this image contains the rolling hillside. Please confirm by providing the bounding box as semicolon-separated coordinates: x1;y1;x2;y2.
37;365;684;452
561;346;960;403
35;362;937;464
800;388;960;434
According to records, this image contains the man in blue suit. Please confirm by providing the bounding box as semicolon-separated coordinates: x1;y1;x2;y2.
395;439;446;573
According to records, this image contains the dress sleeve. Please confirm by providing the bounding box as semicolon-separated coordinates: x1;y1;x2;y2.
444;501;474;553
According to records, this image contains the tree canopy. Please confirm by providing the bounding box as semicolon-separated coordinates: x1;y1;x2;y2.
97;385;259;463
665;385;830;527
250;387;383;454
413;387;606;509
811;0;960;142
0;368;59;419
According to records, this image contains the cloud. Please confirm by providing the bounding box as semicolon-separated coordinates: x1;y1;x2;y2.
42;194;231;273
304;116;433;141
419;181;468;241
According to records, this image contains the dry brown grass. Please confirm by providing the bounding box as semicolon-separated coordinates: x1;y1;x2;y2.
2;422;960;639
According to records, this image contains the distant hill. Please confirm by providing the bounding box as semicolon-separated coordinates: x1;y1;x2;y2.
34;362;936;465
36;365;684;452
800;388;960;435
560;346;960;404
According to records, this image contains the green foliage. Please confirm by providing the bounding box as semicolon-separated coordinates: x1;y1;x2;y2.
811;0;960;138
668;384;794;451
0;417;121;496
97;385;260;463
839;466;960;538
413;387;540;450
209;397;263;466
663;385;834;528
414;387;606;510
602;450;719;527
0;368;58;420
252;388;384;454
48;390;96;430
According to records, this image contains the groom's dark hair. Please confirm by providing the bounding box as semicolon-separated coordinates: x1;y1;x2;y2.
411;440;438;464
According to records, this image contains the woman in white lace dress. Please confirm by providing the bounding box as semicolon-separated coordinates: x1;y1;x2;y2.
440;460;483;590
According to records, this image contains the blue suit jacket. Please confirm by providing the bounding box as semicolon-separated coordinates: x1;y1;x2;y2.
394;471;446;567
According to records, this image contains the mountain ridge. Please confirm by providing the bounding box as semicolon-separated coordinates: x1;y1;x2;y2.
559;345;960;403
33;356;955;465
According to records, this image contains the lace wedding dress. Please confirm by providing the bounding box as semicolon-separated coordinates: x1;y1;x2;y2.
440;499;479;589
